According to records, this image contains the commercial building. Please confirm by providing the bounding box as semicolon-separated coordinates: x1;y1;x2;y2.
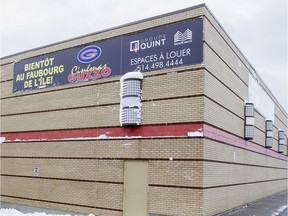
0;4;287;216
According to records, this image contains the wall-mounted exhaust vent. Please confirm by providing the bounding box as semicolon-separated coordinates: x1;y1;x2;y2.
278;129;285;153
265;120;273;148
244;102;254;140
120;72;143;126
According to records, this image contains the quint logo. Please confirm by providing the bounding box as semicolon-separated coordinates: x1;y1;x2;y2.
130;34;166;53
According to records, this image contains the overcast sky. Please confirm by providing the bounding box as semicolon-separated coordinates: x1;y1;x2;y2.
0;0;287;112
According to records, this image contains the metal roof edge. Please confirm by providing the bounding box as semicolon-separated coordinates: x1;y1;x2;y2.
0;3;206;60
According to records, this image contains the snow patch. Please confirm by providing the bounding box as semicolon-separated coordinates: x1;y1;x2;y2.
13;138;48;142
187;131;203;137
5;134;203;142
6;134;110;142
0;208;91;216
122;143;132;148
184;170;195;181
271;205;288;216
0;137;6;143
120;71;144;81
97;134;108;139
62;134;108;140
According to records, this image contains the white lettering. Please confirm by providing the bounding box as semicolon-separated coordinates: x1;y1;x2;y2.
166;48;191;59
131;54;158;65
130;36;166;53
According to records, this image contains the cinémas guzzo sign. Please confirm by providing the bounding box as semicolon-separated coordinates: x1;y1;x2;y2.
13;18;203;93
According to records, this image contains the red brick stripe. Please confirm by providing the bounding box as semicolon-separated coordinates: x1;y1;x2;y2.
1;123;203;141
1;123;287;161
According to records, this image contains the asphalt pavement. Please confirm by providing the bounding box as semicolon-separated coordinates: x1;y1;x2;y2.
1;190;287;216
216;190;288;216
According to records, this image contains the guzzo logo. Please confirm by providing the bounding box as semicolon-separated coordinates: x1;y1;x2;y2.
77;45;102;63
174;29;192;45
130;35;166;53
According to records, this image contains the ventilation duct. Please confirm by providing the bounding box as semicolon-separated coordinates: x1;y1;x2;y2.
244;102;254;140
278;129;285;153
265;120;273;148
120;72;143;126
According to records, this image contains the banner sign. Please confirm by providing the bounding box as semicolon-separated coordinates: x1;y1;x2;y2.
13;18;203;93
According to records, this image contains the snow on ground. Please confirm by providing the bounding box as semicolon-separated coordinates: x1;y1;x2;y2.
0;208;95;216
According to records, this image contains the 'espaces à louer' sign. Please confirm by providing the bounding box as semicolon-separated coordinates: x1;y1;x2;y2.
13;18;203;93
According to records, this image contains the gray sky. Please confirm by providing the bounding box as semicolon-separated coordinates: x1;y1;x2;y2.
0;0;287;112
